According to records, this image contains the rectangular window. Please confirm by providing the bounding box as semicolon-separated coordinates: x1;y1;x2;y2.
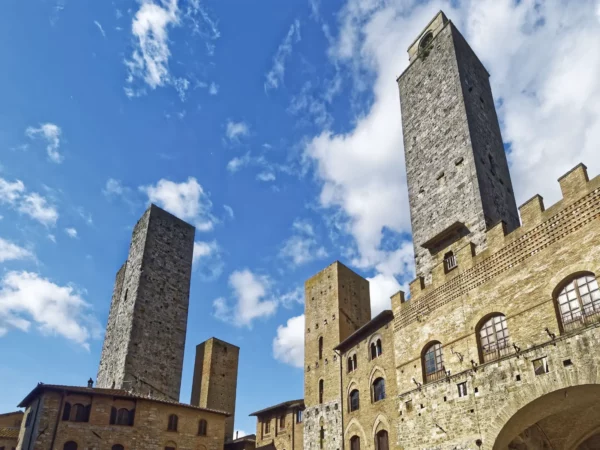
279;414;285;429
457;382;467;397
264;420;271;434
405;400;412;412
296;410;303;423
533;357;549;375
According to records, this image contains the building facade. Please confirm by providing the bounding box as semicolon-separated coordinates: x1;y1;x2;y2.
0;411;22;450
15;384;228;450
191;338;240;443
250;400;304;450
96;204;196;402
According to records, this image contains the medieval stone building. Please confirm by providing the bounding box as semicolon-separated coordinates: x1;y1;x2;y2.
13;205;244;450
253;10;600;450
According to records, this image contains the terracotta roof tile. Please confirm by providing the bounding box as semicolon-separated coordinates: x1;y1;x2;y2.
18;384;230;416
0;427;19;439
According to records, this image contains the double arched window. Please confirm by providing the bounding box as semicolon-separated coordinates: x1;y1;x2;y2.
477;314;510;363
350;435;360;450
370;339;382;360
109;407;134;426
167;414;178;432
372;378;386;402
349;389;359;412
423;341;444;383
198;419;207;436
555;273;600;332
62;403;91;423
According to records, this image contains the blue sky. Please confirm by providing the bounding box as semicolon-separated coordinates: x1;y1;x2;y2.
1;0;600;437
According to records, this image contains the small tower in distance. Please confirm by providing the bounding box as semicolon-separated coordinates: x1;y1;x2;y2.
191;337;240;443
303;261;371;450
96;204;195;402
398;11;520;282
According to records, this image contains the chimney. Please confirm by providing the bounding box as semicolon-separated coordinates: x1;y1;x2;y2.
236;431;239;439
87;378;94;388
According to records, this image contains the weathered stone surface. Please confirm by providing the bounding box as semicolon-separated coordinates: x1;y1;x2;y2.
398;12;519;282
96;204;195;402
254;404;304;450
191;338;240;442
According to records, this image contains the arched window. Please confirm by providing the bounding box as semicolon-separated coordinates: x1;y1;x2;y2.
370;342;376;359
372;378;386;402
423;342;444;383
478;314;510;363
350;435;360;450
419;31;433;52
444;251;457;272
352;354;357;369
349;389;359;412
112;445;125;450
318;379;324;404
370;338;382;359
62;402;71;421
376;339;382;356
318;337;323;360
347;356;353;372
72;404;90;422
167;414;178;432
198;419;207;436
555;273;600;332
111;408;133;426
63;442;78;450
376;430;389;450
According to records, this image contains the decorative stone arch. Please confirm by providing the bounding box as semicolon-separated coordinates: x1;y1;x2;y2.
367;333;383;359
371;413;390;437
344;417;368;449
368;365;386;388
573;424;600;449
346;379;359;398
474;311;507;363
550;269;598;334
484;371;600;450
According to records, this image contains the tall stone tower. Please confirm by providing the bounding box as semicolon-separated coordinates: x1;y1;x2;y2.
190;338;240;443
398;12;520;281
96;204;195;402
303;262;371;450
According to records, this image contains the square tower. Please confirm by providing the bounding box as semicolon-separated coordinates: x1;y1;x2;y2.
191;337;240;442
398;12;520;281
96;204;195;402
303;261;371;450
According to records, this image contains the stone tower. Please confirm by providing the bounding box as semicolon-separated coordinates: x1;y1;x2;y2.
191;337;240;443
303;262;371;450
96;204;195;402
398;11;520;281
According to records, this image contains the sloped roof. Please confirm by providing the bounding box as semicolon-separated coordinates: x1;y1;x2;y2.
334;310;394;353
249;399;304;417
17;384;230;416
0;411;23;417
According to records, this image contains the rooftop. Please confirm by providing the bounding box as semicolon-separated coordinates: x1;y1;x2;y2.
0;427;19;439
334;310;394;353
18;383;230;416
249;399;304;417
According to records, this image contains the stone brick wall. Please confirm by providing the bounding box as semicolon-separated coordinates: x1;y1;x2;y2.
392;166;600;448
17;390;226;450
303;262;371;450
339;319;397;450
255;408;303;450
191;338;240;442
97;204;195;402
398;13;519;282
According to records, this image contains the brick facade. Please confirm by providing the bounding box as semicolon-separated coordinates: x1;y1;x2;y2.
250;400;304;450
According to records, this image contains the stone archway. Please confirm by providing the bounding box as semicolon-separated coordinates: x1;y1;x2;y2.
492;385;600;450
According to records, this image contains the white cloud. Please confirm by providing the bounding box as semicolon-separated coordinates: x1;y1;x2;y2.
273;314;305;368
65;228;78;239
0;178;25;204
265;19;301;91
0;271;100;349
0;238;34;263
126;0;180;90
25;123;63;163
226;153;251;173
279;286;304;308
223;204;234;219
193;240;223;280
18;193;59;227
140;177;215;231
304;0;600;297
256;172;276;182
173;77;190;101
209;82;219;95
94;20;106;37
225;120;250;142
279;219;328;267
48;234;56;243
213;270;278;328
103;178;127;197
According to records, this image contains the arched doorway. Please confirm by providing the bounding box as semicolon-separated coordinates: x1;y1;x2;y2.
493;385;600;450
